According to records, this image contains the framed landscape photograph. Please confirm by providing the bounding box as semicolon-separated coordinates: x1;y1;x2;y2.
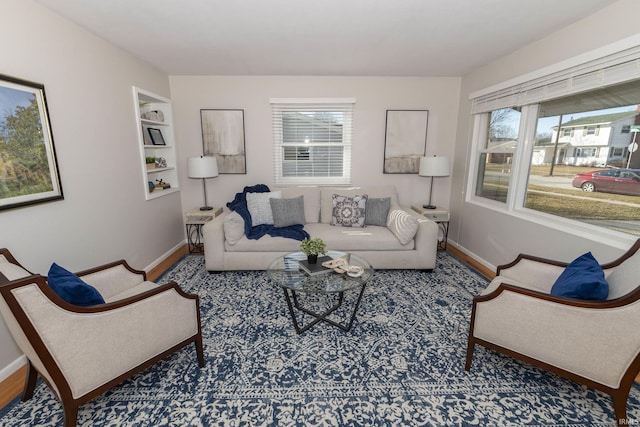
200;109;246;174
383;110;429;173
0;74;63;211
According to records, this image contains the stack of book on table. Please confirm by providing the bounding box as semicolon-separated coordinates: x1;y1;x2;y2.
298;255;333;276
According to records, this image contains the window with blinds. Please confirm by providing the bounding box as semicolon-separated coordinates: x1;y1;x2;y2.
271;98;355;185
467;41;640;241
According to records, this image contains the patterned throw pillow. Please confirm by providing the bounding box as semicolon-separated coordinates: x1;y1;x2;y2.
331;194;368;227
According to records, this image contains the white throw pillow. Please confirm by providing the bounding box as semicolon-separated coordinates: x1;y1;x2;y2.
387;209;419;245
224;211;246;245
246;191;281;226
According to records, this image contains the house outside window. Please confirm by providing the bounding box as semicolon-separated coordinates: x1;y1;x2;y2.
271;98;355;186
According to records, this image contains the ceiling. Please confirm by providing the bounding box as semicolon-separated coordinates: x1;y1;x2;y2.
38;0;618;76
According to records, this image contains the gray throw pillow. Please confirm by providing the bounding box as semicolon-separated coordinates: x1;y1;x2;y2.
365;197;391;226
270;196;306;227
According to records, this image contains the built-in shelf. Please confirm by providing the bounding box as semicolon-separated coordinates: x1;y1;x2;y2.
132;86;180;200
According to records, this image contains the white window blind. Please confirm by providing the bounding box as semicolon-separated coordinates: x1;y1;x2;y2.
471;45;640;114
271;98;355;185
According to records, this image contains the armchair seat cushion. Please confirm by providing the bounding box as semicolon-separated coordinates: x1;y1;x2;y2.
550;252;608;300
104;281;160;303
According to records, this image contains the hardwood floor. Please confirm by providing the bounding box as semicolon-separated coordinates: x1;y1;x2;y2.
446;245;495;280
147;245;188;282
0;244;189;410
0;364;26;409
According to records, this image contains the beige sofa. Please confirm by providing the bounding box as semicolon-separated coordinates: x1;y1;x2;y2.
202;185;439;271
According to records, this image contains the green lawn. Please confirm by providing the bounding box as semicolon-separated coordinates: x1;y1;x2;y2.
525;191;639;220
479;164;640;221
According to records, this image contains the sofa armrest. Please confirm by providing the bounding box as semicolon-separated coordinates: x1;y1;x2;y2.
405;208;438;270
203;210;232;271
472;284;640;389
2;276;200;399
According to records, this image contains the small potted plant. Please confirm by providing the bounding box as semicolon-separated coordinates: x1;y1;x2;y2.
146;156;156;170
299;237;327;264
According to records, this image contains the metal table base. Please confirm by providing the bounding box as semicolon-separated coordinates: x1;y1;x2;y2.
282;283;368;334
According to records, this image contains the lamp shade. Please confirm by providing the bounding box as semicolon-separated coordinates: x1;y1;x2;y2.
187;156;218;178
419;156;450;177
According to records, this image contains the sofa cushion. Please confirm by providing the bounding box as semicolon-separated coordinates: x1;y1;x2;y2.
280;186;321;223
387;209;419;245
320;186;399;224
226;222;413;253
271;196;306;227
47;263;105;306
246;191;281;226
224;211;245;245
550;252;609;300
365;197;391;226
331;194;368;227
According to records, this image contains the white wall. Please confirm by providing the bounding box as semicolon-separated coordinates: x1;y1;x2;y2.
450;0;640;268
0;1;184;376
170;76;461;211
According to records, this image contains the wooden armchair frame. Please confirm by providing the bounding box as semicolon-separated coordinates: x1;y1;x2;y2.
0;249;204;427
465;240;640;427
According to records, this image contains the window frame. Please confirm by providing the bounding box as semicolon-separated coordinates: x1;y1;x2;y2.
466;39;640;248
467;103;637;248
271;98;354;186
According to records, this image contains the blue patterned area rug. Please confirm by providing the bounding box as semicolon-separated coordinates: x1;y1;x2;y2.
2;252;639;426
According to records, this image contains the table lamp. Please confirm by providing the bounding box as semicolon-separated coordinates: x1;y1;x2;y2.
419;155;450;209
188;156;218;211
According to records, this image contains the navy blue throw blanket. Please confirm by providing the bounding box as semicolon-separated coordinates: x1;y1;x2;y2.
226;184;310;241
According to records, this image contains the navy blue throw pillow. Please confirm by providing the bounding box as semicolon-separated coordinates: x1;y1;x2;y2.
550;252;608;300
47;263;105;306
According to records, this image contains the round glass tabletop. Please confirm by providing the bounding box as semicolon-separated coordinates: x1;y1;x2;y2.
267;251;374;294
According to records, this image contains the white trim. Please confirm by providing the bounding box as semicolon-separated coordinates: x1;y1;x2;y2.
0;355;26;384
447;240;497;274
143;241;185;274
466;195;636;251
269;97;356;104
469;34;640;100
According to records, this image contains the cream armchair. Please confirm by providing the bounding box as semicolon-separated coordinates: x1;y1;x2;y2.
0;249;204;427
465;240;640;427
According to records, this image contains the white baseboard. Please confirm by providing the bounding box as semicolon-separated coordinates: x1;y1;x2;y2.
0;355;26;384
143;240;186;273
447;239;497;273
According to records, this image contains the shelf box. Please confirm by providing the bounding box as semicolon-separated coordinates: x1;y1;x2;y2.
133;86;180;200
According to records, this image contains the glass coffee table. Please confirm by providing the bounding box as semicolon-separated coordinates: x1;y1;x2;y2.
267;251;374;334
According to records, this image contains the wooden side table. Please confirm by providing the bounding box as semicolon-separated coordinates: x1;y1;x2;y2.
185;207;223;253
411;205;450;250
